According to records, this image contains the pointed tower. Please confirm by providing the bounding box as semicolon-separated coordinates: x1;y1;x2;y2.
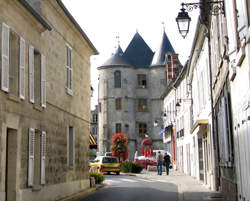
123;32;154;68
100;45;131;67
151;30;175;66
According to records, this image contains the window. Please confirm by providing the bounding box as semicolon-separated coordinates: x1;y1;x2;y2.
29;45;46;107
138;99;147;112
1;23;26;99
115;98;122;110
138;74;147;88
66;44;72;92
98;102;102;113
92;113;98;123
68;126;74;168
139;123;147;137
115;123;121;133
114;71;121;88
28;128;46;186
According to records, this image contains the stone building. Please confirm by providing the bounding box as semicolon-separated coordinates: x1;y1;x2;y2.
90;105;98;142
0;1;97;201
97;31;178;159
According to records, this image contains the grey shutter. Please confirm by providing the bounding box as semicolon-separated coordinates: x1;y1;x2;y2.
69;127;74;167
41;54;46;107
1;23;10;92
28;128;35;187
19;37;25;99
29;45;34;103
222;97;229;162
40;131;46;184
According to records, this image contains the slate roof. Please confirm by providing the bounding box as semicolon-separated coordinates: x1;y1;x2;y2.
151;31;175;66
100;45;132;67
100;31;176;68
123;32;154;68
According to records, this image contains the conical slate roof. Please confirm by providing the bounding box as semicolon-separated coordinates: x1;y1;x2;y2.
151;31;175;66
123;32;154;68
100;45;131;67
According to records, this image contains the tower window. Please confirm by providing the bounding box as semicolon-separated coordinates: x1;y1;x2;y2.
138;74;147;88
114;71;121;88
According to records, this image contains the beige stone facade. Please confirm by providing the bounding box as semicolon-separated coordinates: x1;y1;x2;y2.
0;1;97;201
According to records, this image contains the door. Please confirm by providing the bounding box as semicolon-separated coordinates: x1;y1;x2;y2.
6;128;17;201
198;138;204;181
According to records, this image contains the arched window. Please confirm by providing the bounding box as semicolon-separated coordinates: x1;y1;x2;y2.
114;71;121;88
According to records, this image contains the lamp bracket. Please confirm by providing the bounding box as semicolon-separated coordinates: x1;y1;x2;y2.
181;1;225;16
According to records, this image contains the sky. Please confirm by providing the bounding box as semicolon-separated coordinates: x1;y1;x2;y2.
62;0;199;109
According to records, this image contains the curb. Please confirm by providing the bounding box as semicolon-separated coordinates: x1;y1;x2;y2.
57;184;105;201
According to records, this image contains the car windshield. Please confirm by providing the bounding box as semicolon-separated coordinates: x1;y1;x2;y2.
102;157;118;163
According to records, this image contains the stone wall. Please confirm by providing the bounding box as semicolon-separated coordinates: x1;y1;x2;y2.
0;1;94;201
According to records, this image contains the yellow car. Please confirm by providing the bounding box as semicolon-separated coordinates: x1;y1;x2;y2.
90;156;120;175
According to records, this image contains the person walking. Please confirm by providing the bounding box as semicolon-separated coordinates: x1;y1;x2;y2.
157;151;163;175
163;152;171;175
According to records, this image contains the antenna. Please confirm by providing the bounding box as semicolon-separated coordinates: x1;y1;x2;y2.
161;22;165;31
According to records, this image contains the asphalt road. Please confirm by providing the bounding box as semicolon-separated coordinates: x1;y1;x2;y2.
75;174;178;201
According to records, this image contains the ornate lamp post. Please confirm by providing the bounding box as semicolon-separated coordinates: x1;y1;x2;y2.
176;1;225;38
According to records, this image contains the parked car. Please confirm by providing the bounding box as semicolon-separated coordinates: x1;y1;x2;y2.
90;156;120;175
135;150;172;169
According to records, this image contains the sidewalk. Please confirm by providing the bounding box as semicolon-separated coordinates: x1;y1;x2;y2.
134;169;222;201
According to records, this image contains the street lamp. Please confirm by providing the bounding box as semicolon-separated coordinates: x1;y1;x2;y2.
176;3;191;39
176;1;225;38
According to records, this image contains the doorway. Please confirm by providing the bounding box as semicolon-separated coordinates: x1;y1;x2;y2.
198;138;204;181
5;128;17;201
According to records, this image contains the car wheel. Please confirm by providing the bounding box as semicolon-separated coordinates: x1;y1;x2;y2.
116;172;120;175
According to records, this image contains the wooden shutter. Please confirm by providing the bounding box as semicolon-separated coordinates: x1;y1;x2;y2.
1;23;10;92
41;54;46;107
29;45;34;103
40;131;46;185
19;37;25;99
28;128;35;187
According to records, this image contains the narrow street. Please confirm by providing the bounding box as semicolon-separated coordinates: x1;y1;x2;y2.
75;174;178;201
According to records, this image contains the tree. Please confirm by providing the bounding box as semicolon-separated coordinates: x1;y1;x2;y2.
111;133;128;162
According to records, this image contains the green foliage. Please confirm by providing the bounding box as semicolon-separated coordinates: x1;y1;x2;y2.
89;151;96;158
90;172;105;184
120;161;143;173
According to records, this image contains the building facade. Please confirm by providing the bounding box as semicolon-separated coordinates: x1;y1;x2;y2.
0;1;97;201
98;31;178;159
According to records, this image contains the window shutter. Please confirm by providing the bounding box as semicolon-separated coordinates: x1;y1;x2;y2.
19;37;25;99
29;45;34;103
41;54;46;107
236;0;248;40
28;128;35;187
222;97;229;162
1;23;10;92
40;131;46;185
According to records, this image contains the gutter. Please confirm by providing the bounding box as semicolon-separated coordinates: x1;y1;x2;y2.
56;0;99;55
18;0;52;31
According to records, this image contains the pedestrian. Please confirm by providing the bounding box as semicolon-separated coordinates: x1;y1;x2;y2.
163;152;171;175
157;151;163;175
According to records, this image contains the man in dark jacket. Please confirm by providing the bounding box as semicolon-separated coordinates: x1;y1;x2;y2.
163;153;171;175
